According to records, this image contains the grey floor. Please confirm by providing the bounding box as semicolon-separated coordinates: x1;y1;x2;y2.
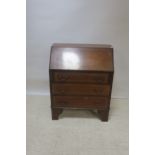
27;95;128;155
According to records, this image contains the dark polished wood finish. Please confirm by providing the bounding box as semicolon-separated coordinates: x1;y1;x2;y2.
52;83;110;96
53;71;110;84
50;44;113;71
53;96;108;109
49;43;114;121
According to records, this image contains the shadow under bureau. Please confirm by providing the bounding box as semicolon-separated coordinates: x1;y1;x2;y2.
49;43;114;121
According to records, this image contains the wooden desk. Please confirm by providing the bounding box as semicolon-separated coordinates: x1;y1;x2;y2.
49;43;114;121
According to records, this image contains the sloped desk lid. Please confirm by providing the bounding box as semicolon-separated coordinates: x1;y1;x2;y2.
49;43;114;72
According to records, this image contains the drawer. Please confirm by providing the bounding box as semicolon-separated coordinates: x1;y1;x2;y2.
52;83;110;96
53;96;108;109
53;72;110;84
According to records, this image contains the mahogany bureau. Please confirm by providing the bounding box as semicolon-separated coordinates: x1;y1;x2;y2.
49;43;114;121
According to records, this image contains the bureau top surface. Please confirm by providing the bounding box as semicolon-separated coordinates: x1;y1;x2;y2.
49;43;114;72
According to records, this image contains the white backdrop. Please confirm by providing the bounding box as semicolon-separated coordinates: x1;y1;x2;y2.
27;0;129;98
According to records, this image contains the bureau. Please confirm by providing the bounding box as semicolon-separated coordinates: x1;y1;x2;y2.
49;43;114;121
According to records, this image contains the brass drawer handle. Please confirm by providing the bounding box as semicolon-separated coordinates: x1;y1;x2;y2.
94;101;101;104
93;88;104;94
57;89;65;94
57;74;70;81
93;77;105;83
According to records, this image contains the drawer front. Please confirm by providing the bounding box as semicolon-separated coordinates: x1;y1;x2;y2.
52;84;110;96
53;72;110;84
53;96;108;109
